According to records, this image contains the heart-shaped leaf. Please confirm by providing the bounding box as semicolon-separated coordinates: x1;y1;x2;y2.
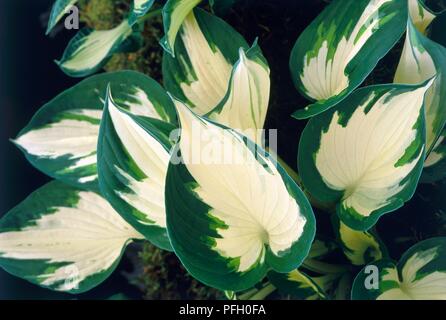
97;87;176;250
163;8;249;115
0;181;143;294
290;0;407;119
165;100;315;291
298;81;433;230
352;237;446;300
13;71;174;191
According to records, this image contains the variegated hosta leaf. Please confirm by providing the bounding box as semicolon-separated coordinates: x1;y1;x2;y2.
46;0;79;35
97;88;176;251
268;270;328;300
352;237;446;300
165;101;316;291
0;181;143;294
160;0;203;56
408;0;436;35
56;21;134;77
207;42;270;145
307;239;337;259
394;20;446;157
332;217;385;266
422;128;446;182
128;0;155;25
290;0;407;119
298;81;433;231
14;71;175;191
163;8;249;115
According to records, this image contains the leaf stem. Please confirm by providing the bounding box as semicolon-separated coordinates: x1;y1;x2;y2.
334;273;352;300
138;8;163;23
302;258;349;275
248;283;276;300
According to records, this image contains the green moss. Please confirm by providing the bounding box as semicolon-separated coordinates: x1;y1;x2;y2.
78;0;130;30
77;0;164;80
127;242;223;300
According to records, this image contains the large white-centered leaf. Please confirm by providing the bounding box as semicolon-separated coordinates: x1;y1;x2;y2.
290;0;407;119
394;20;446;156
57;21;134;77
97;88;176;251
165;100;315;291
298;81;433;231
46;0;79;35
14;71;175;191
160;0;203;56
352;237;446;300
207;42;271;145
0;181;143;294
332;217;385;266
163;8;249;115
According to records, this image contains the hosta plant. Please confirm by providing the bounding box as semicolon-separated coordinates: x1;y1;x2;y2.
2;0;446;300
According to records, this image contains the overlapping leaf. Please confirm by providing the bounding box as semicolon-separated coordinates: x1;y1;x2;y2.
352;237;446;300
0;181;143;293
332;217;386;266
298;81;433;230
394;17;446;157
165;100;315;291
14;71;173;191
163;8;249;115
129;0;156;25
290;0;407;119
161;0;203;56
207;42;271;145
268;270;334;300
97;87;176;250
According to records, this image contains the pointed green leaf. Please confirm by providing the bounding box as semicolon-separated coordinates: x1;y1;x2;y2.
0;181;143;294
56;21;133;77
290;0;407;119
352;237;446;300
97;87;176;251
207;42;271;145
128;0;155;25
298;81;433;231
46;0;79;35
394;20;446;156
165;100;316;291
163;8;249;115
14;71;174;191
268;270;328;300
332;217;386;266
160;0;203;56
